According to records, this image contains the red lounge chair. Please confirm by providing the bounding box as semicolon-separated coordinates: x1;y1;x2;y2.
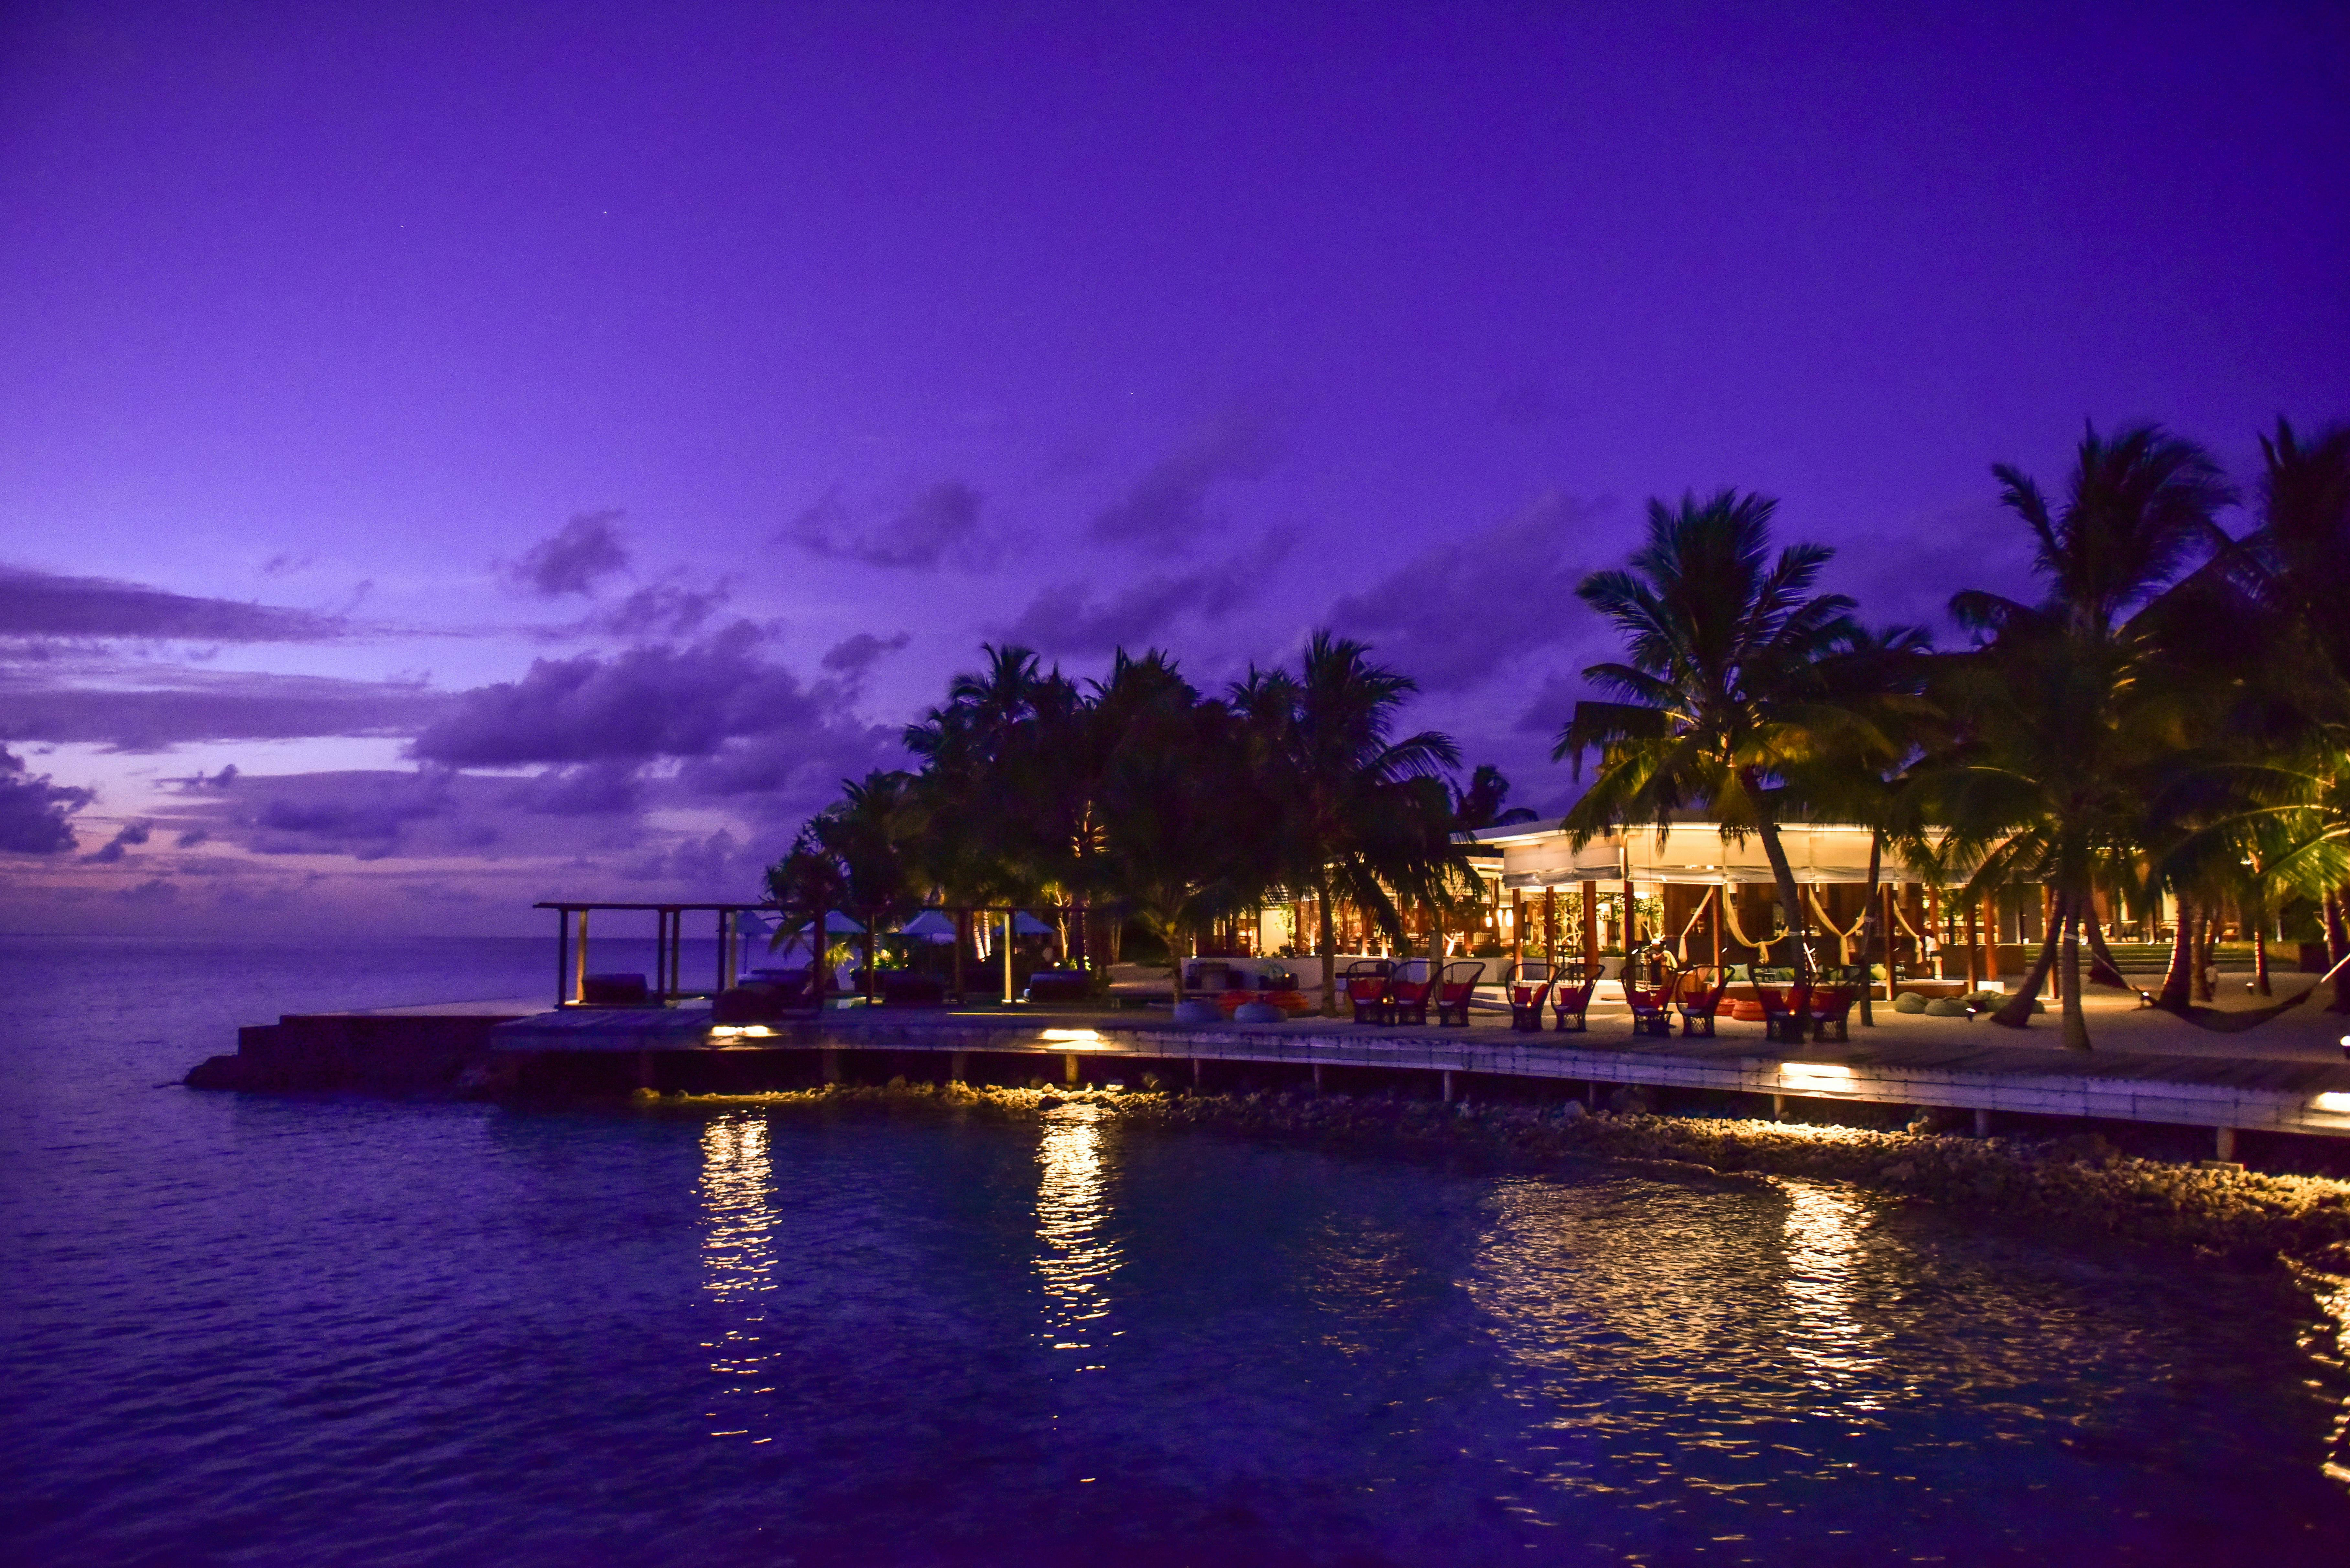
1436;961;1483;1027
1343;960;1393;1025
1806;985;1854;1042
1675;968;1732;1036
1508;962;1554;1033
1552;975;1597;1032
1624;975;1674;1036
1388;959;1433;1026
1749;970;1813;1044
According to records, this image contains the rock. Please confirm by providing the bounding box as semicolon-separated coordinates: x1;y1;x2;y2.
1607;1086;1652;1115
1038;1095;1066;1109
1560;1100;1588;1121
184;1054;247;1090
1881;1161;1918;1181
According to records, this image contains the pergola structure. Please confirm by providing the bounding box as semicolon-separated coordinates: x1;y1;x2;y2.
1459;817;1947;975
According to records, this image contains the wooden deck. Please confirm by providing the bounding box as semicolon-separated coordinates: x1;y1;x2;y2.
490;1001;2350;1140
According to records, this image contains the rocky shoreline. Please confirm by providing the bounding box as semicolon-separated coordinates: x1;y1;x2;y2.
653;1079;2350;1277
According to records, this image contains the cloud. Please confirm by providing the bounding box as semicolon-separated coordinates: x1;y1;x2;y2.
787;480;988;570
0;565;345;642
1324;492;1616;691
242;771;458;860
504;761;644;816
587;582;728;638
1828;502;2034;637
410;622;836;767
820;631;910;676
1089;408;1281;550
623;828;747;886
0;663;450;750
1001;571;1226;656
506;511;629;598
82;820;151;863
0;743;93;854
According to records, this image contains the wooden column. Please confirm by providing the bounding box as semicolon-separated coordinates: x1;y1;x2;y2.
1580;881;1599;976
1511;889;1524;973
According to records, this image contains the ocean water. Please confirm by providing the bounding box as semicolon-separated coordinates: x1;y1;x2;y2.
4;934;2348;1566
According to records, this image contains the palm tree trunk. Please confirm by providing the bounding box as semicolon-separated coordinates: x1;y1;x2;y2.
2058;893;2090;1051
1316;875;1338;1016
1859;831;1882;1025
2193;910;2215;1003
1757;820;1811;980
2158;893;2194;1011
1990;889;2065;1029
2325;887;2349;1014
2251;894;2272;997
812;909;827;1006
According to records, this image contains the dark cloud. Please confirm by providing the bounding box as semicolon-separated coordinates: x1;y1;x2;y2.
1826;503;2034;639
259;553;312;577
1088;408;1280;549
623;828;746;886
673;720;904;802
0;664;449;750
1001;571;1225;656
506;511;629;598
0;743;93;854
504;761;644;816
410;622;837;767
587;582;728;638
247;771;457;860
820;631;911;675
114;877;179;905
787;480;988;570
174;827;211;849
1324;492;1615;691
82;820;151;863
0;565;344;642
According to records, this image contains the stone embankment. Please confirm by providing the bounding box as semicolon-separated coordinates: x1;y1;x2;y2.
668;1080;2350;1276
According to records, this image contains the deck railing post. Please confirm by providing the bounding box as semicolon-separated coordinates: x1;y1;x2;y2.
554;906;570;1008
573;909;589;1004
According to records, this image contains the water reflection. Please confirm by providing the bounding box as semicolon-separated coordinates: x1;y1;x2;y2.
1779;1180;1885;1401
1035;1103;1119;1367
700;1112;778;1439
2307;1269;2350;1486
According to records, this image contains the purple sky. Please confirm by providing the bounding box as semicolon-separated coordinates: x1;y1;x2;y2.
4;1;2345;934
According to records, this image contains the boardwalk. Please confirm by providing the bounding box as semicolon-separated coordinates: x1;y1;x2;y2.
490;981;2350;1143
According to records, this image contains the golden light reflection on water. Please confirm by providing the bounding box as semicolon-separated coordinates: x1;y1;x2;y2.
700;1112;778;1439
2303;1268;2350;1486
1035;1103;1120;1367
1779;1180;1885;1402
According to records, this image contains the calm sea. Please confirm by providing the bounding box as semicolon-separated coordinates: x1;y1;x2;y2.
4;934;2347;1566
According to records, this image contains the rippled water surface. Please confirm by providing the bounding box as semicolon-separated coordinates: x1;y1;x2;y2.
5;935;2348;1565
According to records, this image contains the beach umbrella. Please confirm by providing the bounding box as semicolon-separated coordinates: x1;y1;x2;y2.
897;909;957;942
1010;911;1054;936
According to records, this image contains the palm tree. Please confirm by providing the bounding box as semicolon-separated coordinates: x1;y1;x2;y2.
1237;632;1464;1015
1923;423;2234;1047
1553;490;1874;982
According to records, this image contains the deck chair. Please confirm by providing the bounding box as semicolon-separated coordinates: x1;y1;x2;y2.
1343;960;1393;1025
1552;971;1598;1032
1436;961;1483;1027
1675;966;1732;1036
1508;961;1554;1032
1806;984;1855;1042
1747;964;1811;1044
1387;959;1433;1026
1624;973;1674;1036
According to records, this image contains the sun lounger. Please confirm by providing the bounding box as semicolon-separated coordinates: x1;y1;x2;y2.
1552;973;1596;1032
1436;961;1482;1027
1387;959;1433;1026
1343;960;1393;1025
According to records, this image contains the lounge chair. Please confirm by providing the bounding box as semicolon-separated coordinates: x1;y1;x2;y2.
1436;961;1483;1027
1343;960;1393;1025
1552;972;1597;1032
1675;967;1732;1036
1387;959;1434;1026
1806;984;1855;1042
1747;965;1812;1044
1624;971;1674;1036
1508;960;1554;1032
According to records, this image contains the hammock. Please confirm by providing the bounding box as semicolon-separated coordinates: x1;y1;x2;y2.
2149;989;2311;1032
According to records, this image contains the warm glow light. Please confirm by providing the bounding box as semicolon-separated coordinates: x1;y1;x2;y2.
1041;1028;1103;1044
709;1024;773;1040
1035;1103;1119;1367
1778;1063;1858;1089
2313;1091;2350;1115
